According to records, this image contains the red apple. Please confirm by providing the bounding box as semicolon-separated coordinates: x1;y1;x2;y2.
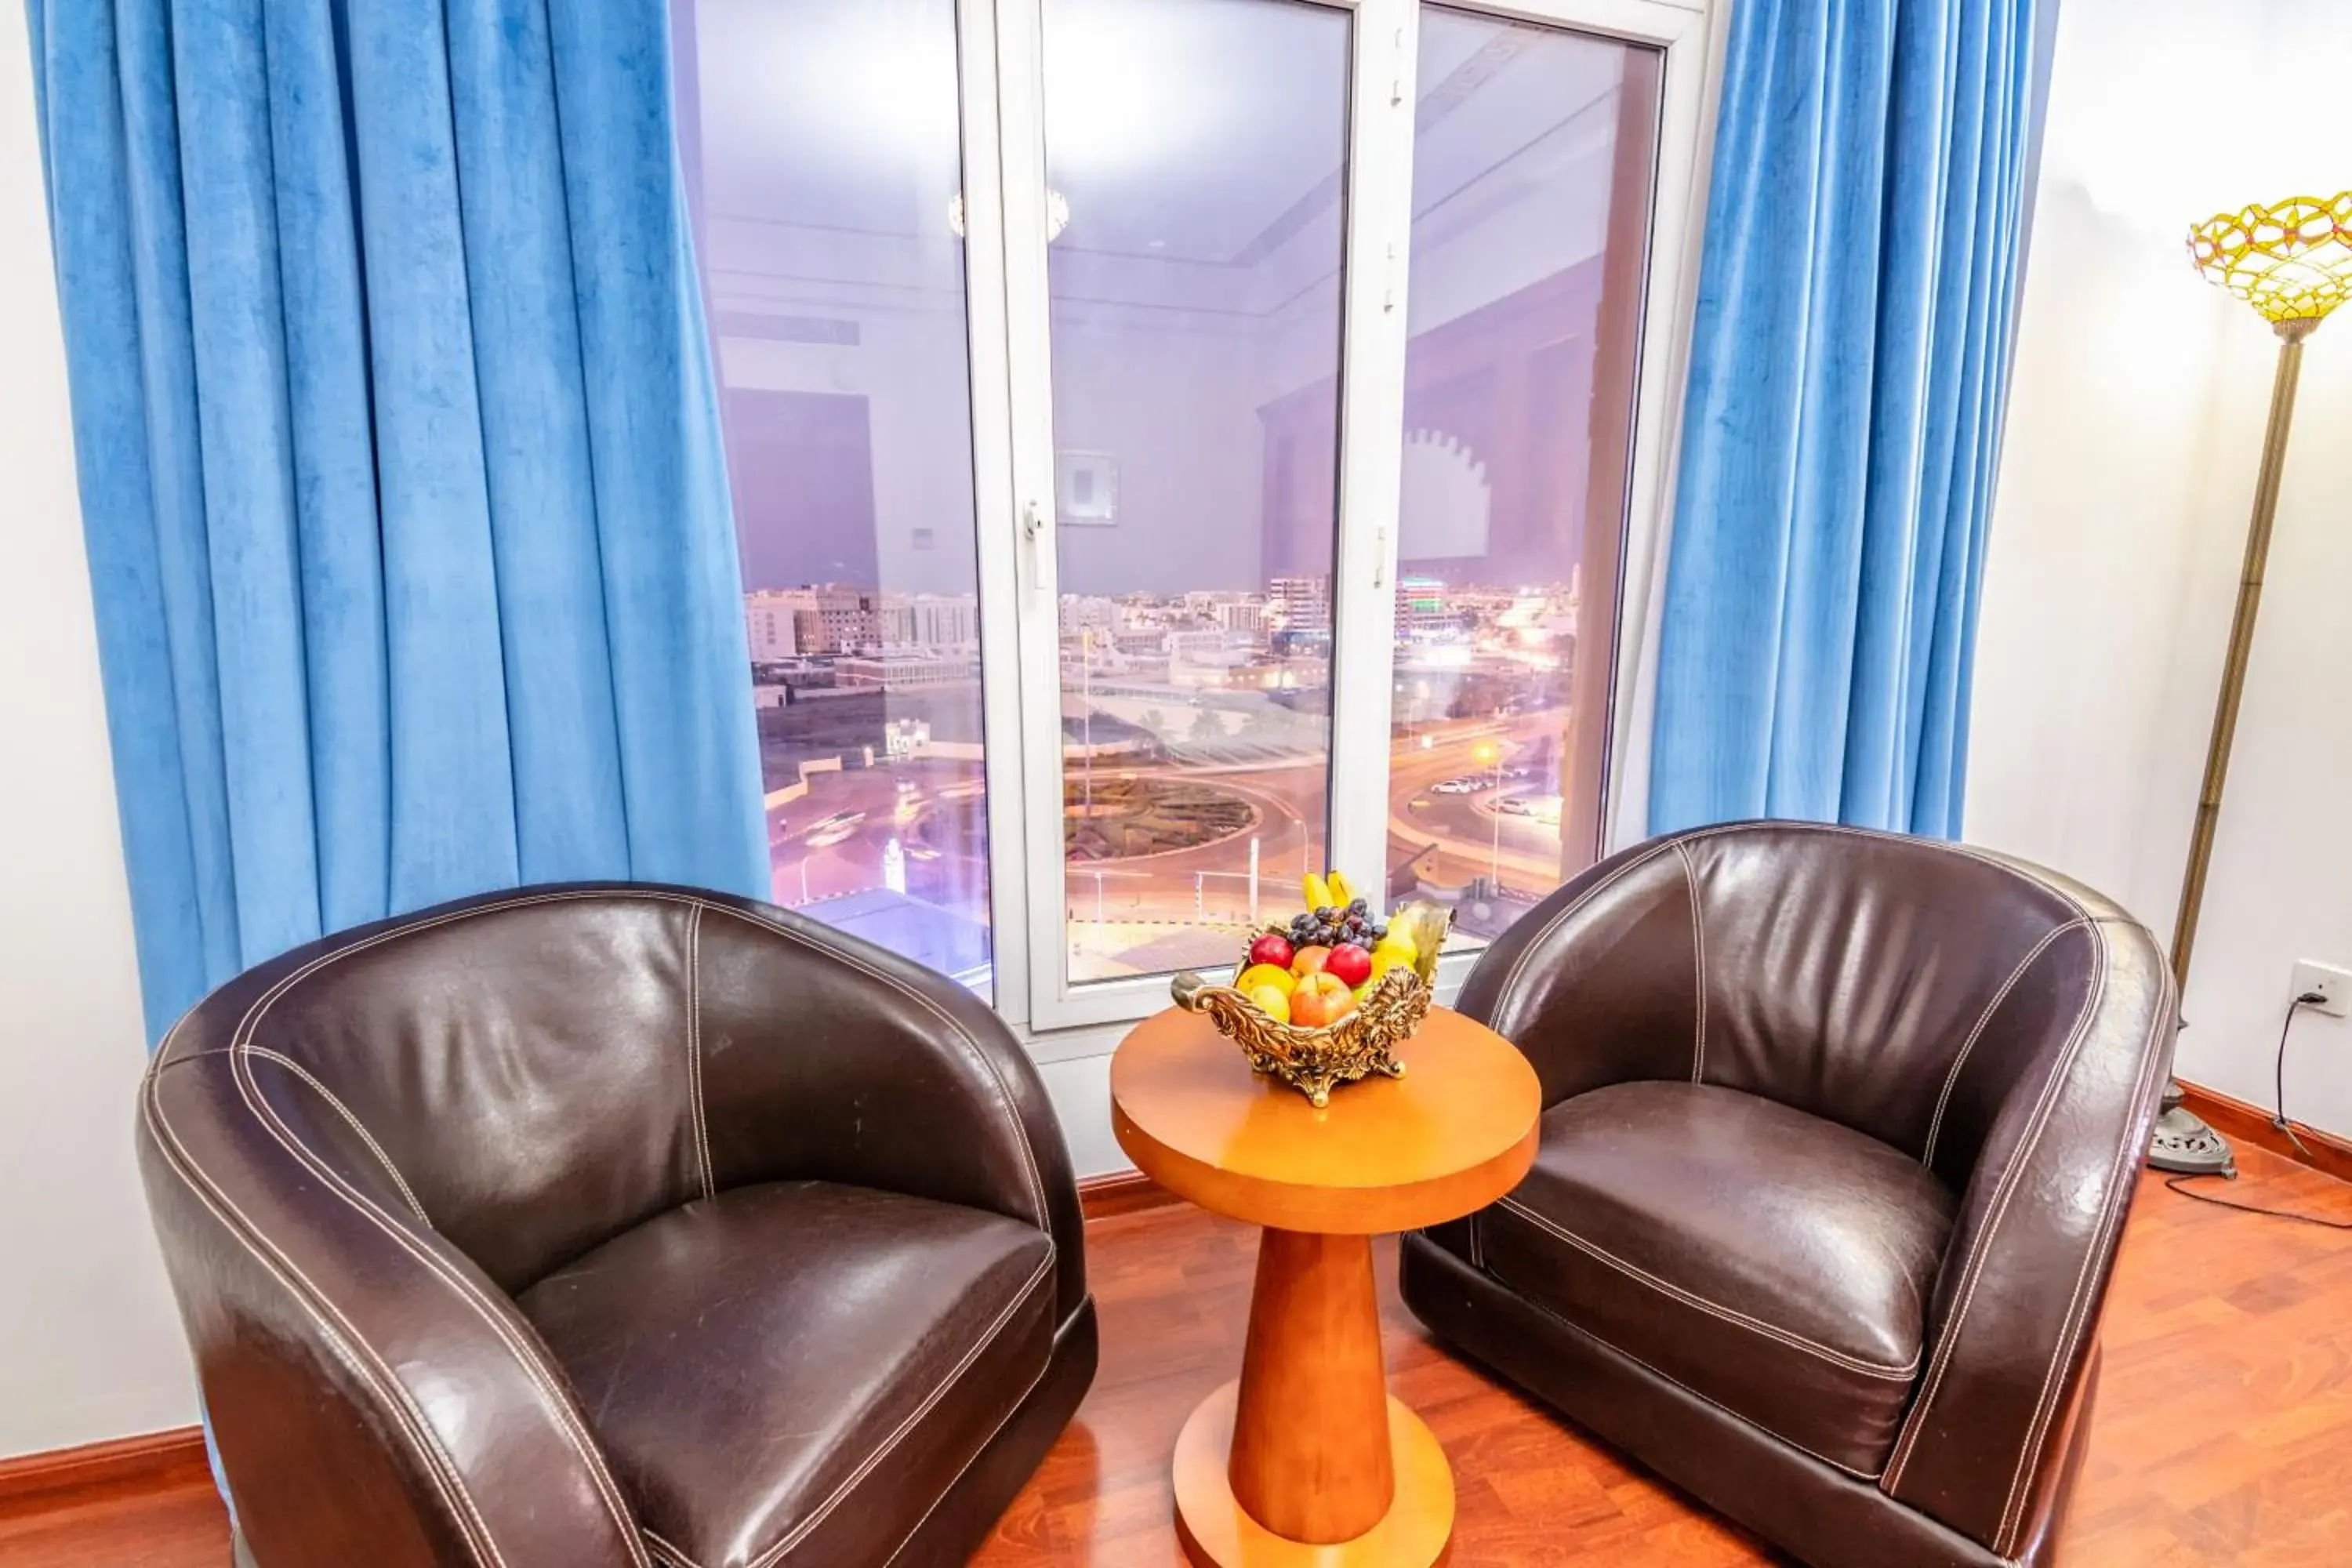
1323;942;1373;989
1290;945;1332;977
1247;931;1295;971
1289;972;1356;1029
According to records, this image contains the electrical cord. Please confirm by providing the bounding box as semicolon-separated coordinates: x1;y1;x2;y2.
2162;989;2352;1231
2164;1174;2352;1230
2276;991;2322;1164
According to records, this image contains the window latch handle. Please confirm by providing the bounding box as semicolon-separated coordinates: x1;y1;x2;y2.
1021;500;1048;594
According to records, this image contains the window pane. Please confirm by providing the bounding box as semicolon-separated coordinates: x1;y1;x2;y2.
1389;9;1661;946
1040;0;1351;985
675;0;995;989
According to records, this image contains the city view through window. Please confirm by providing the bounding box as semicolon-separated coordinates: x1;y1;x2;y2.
1039;0;1349;983
1386;7;1661;948
681;0;1000;988
677;0;1658;1000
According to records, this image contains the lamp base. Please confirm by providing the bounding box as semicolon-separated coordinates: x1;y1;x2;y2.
2147;1082;2235;1177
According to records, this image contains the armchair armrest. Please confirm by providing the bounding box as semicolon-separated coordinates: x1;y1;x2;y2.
139;1041;648;1568
1454;837;1713;1105
687;894;1087;1325
1879;914;2174;1554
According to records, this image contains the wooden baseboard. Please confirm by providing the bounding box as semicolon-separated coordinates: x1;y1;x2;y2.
0;1426;209;1521
1078;1168;1181;1221
2176;1080;2352;1185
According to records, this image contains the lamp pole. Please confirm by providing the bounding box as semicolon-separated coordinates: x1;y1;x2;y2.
1472;739;1503;890
2151;191;2351;1178
1490;754;1503;886
2169;316;2313;988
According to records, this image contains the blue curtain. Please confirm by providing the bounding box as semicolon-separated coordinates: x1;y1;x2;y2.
1648;0;2040;838
29;0;769;1044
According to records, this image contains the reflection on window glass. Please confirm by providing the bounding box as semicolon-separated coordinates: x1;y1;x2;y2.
1388;9;1661;947
674;0;994;990
1041;0;1351;985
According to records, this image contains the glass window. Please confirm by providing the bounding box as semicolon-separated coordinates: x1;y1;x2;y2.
674;0;996;989
1038;0;1353;985
1388;9;1661;946
671;0;1697;1028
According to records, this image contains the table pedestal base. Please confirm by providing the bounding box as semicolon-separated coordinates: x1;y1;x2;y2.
1174;1381;1454;1566
1173;1224;1456;1567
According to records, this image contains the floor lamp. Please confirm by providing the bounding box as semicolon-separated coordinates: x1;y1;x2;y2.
2147;191;2352;1176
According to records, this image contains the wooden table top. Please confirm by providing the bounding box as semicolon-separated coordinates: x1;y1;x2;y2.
1109;1004;1542;1235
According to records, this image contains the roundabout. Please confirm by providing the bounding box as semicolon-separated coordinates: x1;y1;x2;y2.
1063;775;1262;862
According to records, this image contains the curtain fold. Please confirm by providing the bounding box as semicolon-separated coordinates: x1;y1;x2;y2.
31;0;768;1044
1647;0;2040;839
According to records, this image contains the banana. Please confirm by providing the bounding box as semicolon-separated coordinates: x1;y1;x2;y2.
1391;901;1452;982
1301;872;1332;911
1326;869;1352;906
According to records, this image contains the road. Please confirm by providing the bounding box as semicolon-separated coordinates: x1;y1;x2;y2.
1385;710;1575;890
764;708;1581;981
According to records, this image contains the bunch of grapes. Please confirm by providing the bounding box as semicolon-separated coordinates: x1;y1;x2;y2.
1286;897;1387;950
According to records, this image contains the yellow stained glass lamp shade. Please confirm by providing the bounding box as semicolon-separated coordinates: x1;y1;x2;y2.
2188;191;2352;327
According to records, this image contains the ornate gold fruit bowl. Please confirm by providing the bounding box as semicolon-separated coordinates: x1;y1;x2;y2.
1171;903;1451;1108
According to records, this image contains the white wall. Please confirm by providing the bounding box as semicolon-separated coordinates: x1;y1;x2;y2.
1968;0;2352;1137
0;10;201;1459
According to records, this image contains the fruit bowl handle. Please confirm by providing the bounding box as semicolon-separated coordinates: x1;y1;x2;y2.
1171;970;1233;1011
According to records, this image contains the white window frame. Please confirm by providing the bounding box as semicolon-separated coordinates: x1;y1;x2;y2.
954;0;1726;1046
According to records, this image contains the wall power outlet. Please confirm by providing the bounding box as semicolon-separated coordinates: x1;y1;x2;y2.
2289;960;2352;1018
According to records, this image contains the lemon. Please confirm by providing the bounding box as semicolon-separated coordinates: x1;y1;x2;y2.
1236;962;1297;996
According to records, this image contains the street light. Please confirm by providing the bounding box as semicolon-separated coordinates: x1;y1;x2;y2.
1080;625;1094;822
1472;740;1504;890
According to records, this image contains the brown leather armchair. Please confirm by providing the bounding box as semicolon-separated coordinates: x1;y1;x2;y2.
137;884;1094;1568
1402;822;2173;1568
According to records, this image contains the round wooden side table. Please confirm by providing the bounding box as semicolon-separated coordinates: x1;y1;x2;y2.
1111;1003;1541;1567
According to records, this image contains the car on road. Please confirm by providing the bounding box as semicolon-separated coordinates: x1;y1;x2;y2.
802;811;867;848
1432;777;1482;794
1497;795;1564;825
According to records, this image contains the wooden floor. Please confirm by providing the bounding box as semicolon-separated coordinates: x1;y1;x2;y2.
8;1148;2349;1566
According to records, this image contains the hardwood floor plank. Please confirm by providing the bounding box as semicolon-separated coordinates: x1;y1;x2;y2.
0;1482;228;1568
10;1146;2349;1565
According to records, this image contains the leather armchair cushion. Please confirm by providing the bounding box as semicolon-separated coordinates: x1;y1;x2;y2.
518;1181;1057;1568
1478;1081;1955;1477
